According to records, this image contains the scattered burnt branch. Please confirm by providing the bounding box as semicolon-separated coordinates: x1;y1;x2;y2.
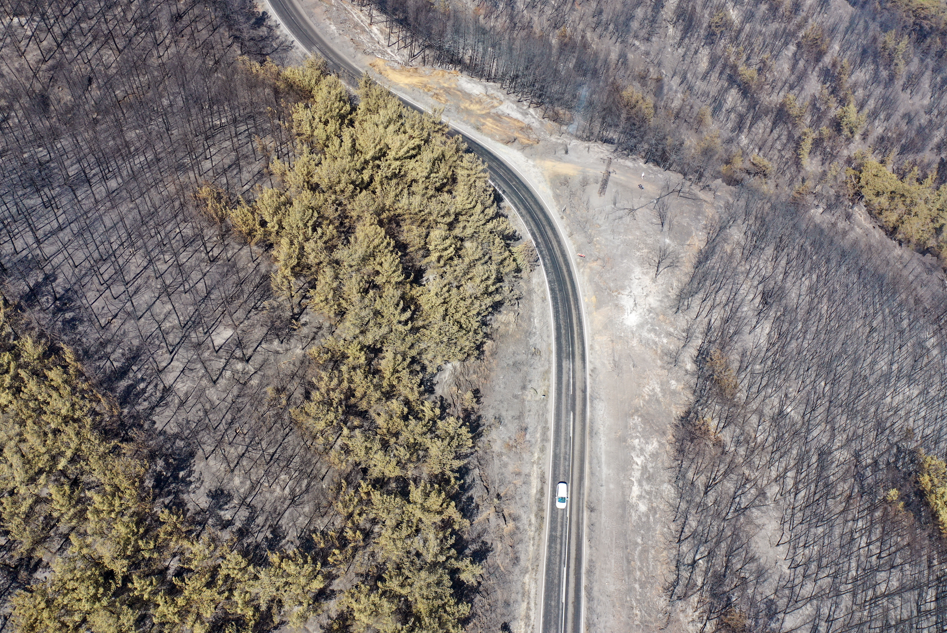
653;241;679;278
653;197;671;232
598;157;612;196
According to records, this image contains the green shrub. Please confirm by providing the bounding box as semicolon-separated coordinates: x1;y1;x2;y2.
709;9;735;36
918;451;947;537
721;150;745;185
797;128;815;166
880;30;911;77
780;94;806;127
800;23;828;56
849;158;947;256
708;349;739;400
620;86;655;124
835;99;866;138
748;154;774;179
831;57;852;100
736;65;759;91
696;130;721;156
791;179;813;205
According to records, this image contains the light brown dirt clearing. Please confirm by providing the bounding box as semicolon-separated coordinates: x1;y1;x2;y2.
369;60;540;145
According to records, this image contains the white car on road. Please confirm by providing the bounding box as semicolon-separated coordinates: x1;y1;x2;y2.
556;482;568;509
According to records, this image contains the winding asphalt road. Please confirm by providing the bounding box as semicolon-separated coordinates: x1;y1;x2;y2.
263;3;588;631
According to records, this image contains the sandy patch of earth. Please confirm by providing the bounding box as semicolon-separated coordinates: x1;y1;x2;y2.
368;61;540;145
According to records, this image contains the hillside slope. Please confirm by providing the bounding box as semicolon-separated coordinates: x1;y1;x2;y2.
360;0;947;257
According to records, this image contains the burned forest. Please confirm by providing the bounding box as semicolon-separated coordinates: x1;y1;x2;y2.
0;0;336;628
670;191;947;631
5;0;947;631
0;0;311;557
336;3;947;624
357;0;947;262
0;0;523;630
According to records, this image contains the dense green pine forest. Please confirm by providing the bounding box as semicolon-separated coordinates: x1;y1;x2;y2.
199;58;521;632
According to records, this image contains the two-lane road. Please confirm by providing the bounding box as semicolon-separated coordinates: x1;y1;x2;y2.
263;3;588;631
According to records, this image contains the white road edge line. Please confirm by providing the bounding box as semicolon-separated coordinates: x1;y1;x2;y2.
561;565;567;603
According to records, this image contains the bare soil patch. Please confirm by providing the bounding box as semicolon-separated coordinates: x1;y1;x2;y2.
534;147;714;633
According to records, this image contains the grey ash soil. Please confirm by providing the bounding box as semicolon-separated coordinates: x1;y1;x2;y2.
449;254;552;633
535;148;715;633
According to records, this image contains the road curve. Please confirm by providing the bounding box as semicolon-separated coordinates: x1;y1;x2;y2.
263;3;588;631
